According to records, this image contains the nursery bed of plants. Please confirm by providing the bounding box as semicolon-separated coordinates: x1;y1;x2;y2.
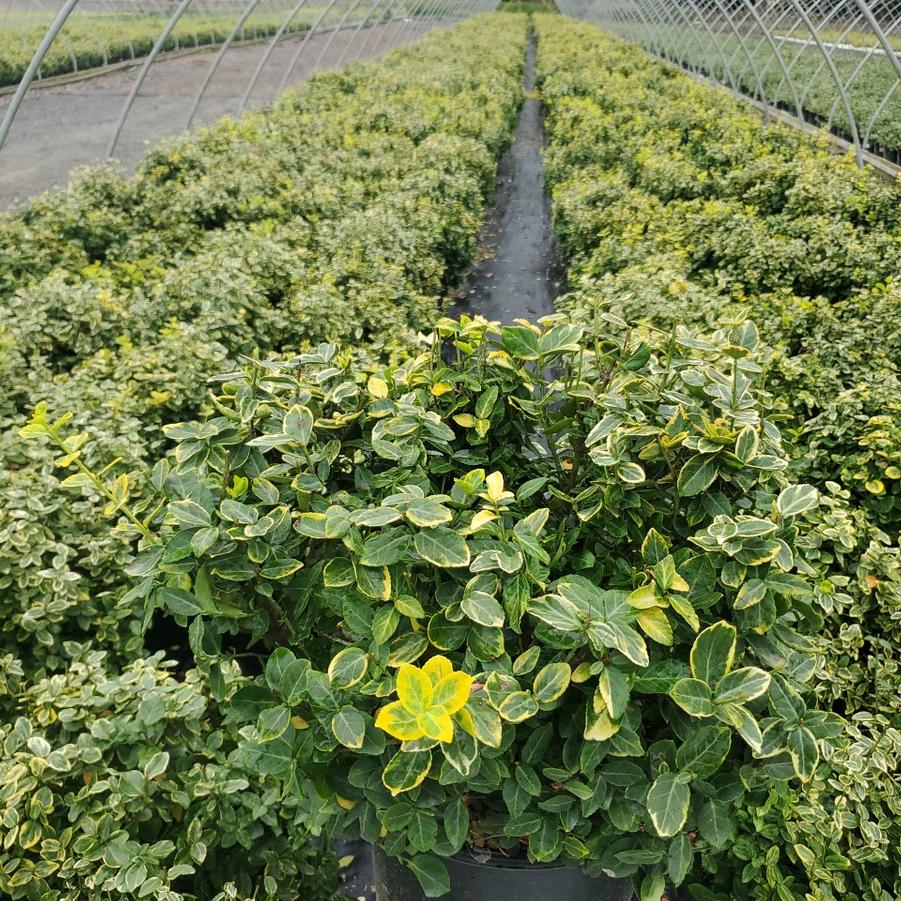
608;24;901;159
0;14;526;899
0;8;326;87
1;9;900;901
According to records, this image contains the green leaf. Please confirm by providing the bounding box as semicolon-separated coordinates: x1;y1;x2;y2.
689;622;737;684
675;725;732;778
278;659;310;705
414;527;471;568
716;703;763;752
501;326;540;360
461;591;505;628
670;678;714;717
498;691;540;723
677;454;719;496
598;667;630;720
512;645;541;675
641;528;670;564
324;557;355;588
382;749;432;796
359;528;410;567
408;854;450;899
328;647;369;689
617;462;646;484
158;586;205;617
169;499;211;527
713;667;770;705
776;484;818;517
405;498;453;528
697;800;735;849
734;578;766;610
444;798;470;853
332;706;366;749
284;405;314;445
257;706;290;742
532;662;571;704
787;726;819;781
646;772;691;838
667;833;693;886
538;323;583;356
528;594;582;632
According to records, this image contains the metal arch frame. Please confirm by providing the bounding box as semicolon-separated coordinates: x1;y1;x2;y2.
187;0;261;129
0;0;81;153
107;0;196;157
237;0;317;116
784;0;863;162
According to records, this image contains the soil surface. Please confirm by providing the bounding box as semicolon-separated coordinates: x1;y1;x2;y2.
447;29;560;324
0;20;426;209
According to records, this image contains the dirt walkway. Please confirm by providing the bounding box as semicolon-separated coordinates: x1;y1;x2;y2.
449;28;559;324
0;21;421;209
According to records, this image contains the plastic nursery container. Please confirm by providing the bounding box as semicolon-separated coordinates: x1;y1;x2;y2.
372;844;634;901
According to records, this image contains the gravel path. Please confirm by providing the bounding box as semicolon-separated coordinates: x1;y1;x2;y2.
0;21;423;209
448;29;560;324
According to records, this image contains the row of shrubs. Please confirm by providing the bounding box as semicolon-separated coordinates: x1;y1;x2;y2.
0;15;528;900
535;15;900;901
0;8;317;87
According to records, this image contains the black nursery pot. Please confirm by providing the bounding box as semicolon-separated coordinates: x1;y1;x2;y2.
372;844;633;901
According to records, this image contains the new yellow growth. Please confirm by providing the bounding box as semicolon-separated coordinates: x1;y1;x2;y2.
375;656;473;744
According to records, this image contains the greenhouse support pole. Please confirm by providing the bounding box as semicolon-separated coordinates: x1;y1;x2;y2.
371;0;412;55
851;0;901;80
308;0;370;75
739;0;805;121
274;0;343;97
107;0;195;157
784;0;863;165
337;0;387;66
238;0;315;114
187;0;261;130
354;0;396;59
0;0;81;155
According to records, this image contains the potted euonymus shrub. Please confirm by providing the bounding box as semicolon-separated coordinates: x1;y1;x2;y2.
24;315;842;900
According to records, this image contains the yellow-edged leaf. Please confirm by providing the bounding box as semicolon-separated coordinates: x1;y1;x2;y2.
638;607;674;646
368;376;389;399
375;701;424;741
422;655;453;684
417;708;454;743
432;671;473;714
485;471;504;502
470;510;497;532
397;663;433;713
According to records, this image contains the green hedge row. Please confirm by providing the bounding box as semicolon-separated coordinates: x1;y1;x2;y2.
0;15;527;900
534;15;900;901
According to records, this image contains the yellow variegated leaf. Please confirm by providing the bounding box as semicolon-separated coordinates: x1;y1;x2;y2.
336;795;357;810
431;382;453;396
422;655;453;684
485;471;504;502
397;663;433;713
375;701;424;741
417;709;454;743
291;716;309;730
367;376;389;399
432;671;473;715
627;583;660;609
585;708;620;741
638;607;674;646
454;707;476;737
670;572;690;592
453;414;476;428
382;749;432;797
470;510;497;532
